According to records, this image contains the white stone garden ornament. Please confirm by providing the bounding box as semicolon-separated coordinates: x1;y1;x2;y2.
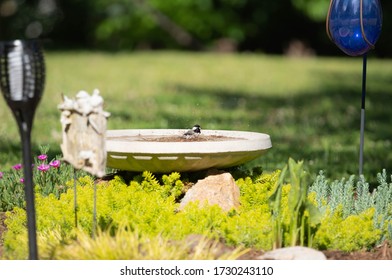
58;89;110;177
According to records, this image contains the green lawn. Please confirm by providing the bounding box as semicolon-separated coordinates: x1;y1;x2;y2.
1;51;392;184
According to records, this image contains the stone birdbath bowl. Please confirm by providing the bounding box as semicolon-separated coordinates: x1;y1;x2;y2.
106;129;272;173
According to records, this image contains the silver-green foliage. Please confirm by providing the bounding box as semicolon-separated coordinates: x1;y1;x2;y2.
309;169;392;239
373;171;392;234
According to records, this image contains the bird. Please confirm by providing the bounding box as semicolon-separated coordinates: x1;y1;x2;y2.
183;124;201;138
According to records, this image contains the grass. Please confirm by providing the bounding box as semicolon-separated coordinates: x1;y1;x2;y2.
1;51;392;184
40;228;249;260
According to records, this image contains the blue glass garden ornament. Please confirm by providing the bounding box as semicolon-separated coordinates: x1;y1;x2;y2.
326;0;382;56
326;0;382;175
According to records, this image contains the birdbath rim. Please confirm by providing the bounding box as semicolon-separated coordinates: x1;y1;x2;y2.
106;129;272;173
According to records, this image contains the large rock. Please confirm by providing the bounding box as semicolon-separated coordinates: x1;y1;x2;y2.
179;172;240;212
257;246;327;260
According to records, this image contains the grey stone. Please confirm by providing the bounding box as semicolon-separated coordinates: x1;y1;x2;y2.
257;246;327;260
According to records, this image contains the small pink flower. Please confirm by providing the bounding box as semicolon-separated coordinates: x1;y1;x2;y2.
0;172;3;179
37;164;50;172
49;160;61;168
12;164;22;170
37;154;48;161
20;178;24;183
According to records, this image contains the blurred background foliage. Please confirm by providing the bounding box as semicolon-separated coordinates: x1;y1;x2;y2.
1;0;391;56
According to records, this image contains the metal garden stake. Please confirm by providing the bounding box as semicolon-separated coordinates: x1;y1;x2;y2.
326;0;382;175
0;40;45;260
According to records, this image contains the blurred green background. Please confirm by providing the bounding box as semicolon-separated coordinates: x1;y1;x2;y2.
1;0;391;56
1;0;392;185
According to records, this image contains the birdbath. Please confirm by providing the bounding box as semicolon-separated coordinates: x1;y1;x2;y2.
106;129;272;173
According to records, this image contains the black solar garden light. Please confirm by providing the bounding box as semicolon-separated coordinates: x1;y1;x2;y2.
0;40;45;260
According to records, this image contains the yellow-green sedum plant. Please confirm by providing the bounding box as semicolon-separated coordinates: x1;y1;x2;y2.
3;161;391;259
309;169;392;250
3;170;277;259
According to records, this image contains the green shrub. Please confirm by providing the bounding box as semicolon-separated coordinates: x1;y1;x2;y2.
313;207;382;252
134;171;185;200
3;170;278;259
220;209;273;249
309;169;392;245
4;164;392;259
237;170;280;212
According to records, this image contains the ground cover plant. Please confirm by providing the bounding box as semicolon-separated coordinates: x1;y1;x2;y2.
0;146;87;212
1;158;391;259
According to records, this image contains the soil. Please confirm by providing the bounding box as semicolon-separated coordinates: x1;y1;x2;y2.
1;212;391;260
108;135;244;142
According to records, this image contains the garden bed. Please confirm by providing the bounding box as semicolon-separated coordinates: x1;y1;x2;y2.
0;212;391;260
1;154;392;260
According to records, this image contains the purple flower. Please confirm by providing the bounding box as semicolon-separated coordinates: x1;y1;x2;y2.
12;164;22;170
37;154;48;161
20;178;24;183
37;164;50;172
0;172;3;179
50;160;61;168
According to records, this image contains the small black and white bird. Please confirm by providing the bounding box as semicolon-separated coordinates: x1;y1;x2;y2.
183;124;201;138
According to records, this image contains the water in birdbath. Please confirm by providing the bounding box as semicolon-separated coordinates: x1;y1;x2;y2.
107;134;245;142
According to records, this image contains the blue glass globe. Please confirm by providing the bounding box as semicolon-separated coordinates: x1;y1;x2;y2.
327;0;382;56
